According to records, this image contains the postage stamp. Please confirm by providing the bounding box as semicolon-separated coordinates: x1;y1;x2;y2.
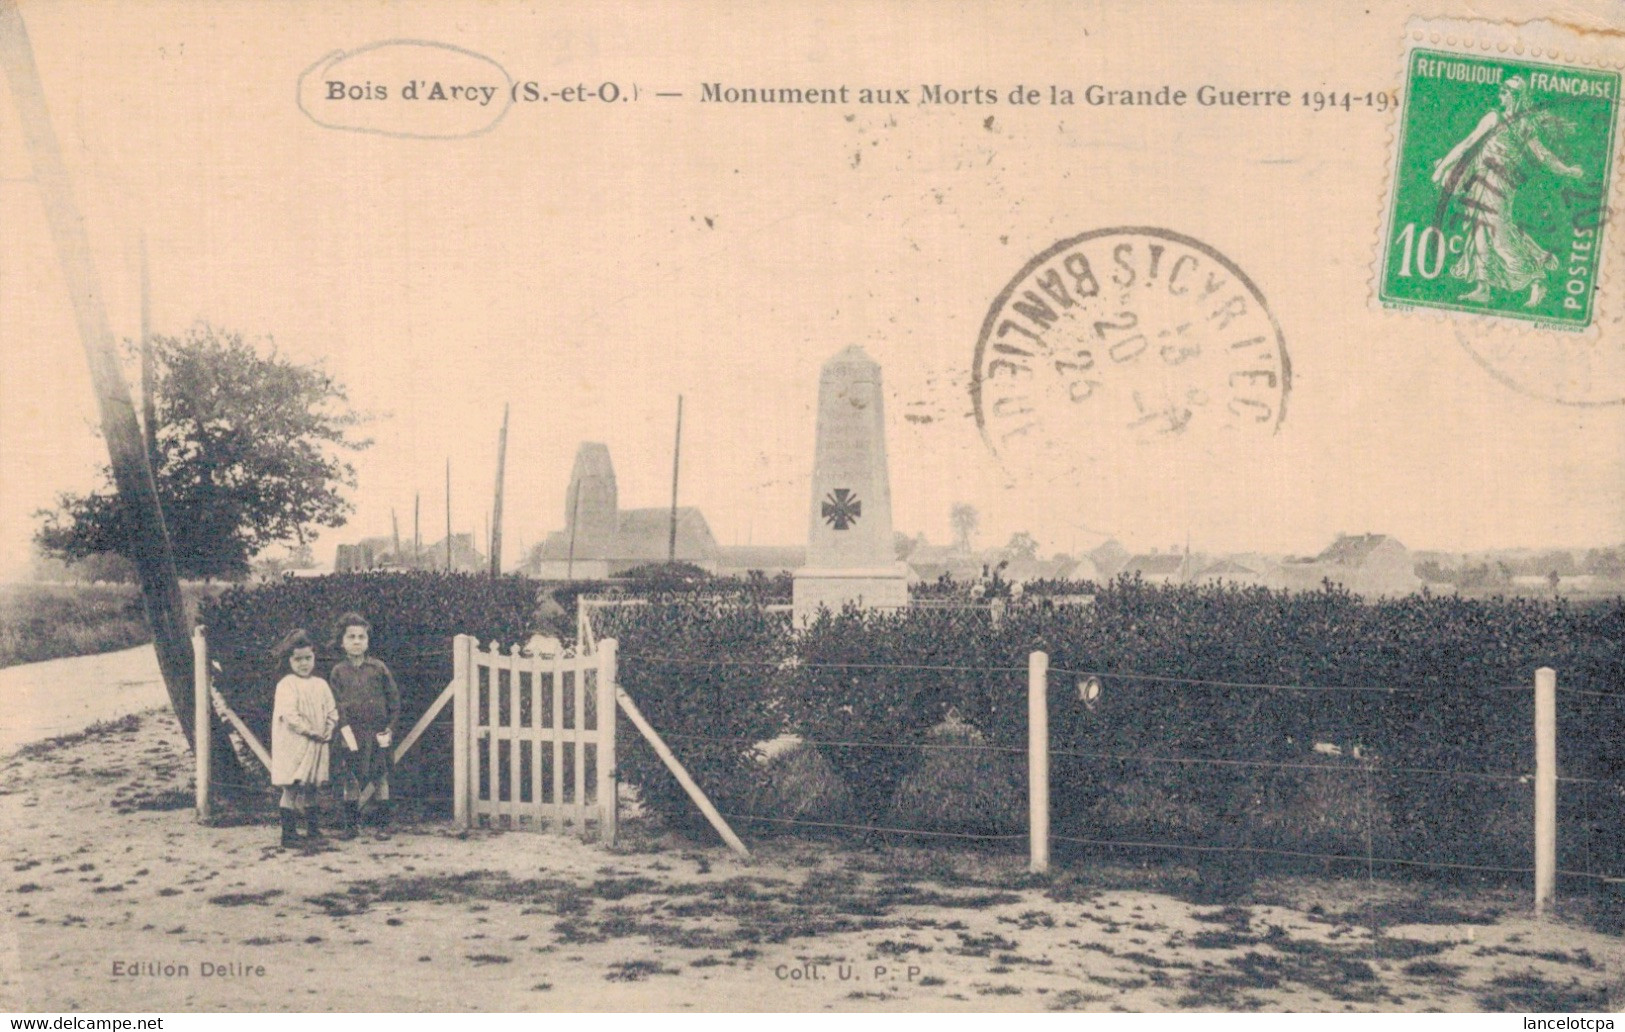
1377;22;1623;331
973;227;1289;480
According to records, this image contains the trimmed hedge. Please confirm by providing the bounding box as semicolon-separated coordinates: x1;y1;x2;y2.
596;600;791;835
611;580;1623;873
200;573;544;798
197;571;785;801
197;571;1624;877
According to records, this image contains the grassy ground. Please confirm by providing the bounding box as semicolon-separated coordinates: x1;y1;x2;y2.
0;582;218;669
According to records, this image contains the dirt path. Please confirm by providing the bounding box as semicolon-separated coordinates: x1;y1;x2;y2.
0;646;165;756
1;708;1620;1012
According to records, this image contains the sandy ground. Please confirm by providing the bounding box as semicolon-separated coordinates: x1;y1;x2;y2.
1;652;1622;1012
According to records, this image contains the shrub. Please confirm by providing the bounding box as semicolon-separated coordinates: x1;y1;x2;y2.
0;583;150;668
886;712;1024;837
793;604;1025;831
595;599;790;837
740;740;857;833
0;582;220;669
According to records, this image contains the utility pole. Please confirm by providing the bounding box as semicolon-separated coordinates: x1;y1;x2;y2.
489;402;508;577
667;394;683;564
445;459;452;572
566;480;582;582
413;492;421;565
138;233;158;469
0;0;197;745
391;509;401;561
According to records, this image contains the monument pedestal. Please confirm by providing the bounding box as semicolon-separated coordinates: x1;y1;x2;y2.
792;564;910;625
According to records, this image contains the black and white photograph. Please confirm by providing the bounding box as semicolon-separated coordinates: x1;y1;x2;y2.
1;0;1623;1015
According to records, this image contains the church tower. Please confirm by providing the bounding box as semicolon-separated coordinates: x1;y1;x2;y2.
564;442;618;557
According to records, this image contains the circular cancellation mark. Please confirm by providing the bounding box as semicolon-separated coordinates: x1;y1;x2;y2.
972;227;1290;480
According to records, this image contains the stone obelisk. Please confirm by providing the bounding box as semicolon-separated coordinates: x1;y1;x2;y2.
793;346;909;623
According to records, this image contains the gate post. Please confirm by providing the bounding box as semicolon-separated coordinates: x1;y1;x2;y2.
193;626;210;823
453;634;471;829
1535;666;1556;915
598;638;618;846
1028;650;1050;874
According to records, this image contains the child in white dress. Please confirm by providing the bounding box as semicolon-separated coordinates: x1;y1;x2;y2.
269;629;339;849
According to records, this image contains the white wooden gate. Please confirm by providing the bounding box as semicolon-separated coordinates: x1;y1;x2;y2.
452;634;617;840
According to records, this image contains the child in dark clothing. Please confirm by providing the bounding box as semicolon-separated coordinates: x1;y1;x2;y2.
328;612;400;838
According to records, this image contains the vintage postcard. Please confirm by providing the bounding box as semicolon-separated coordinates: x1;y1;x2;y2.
2;0;1624;1016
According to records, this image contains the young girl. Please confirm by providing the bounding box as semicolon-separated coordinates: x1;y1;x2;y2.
269;629;339;849
328;612;401;837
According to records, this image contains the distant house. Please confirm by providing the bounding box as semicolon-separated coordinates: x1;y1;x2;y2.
1194;557;1278;588
902;544;1095;586
1090;539;1131;579
334;532;484;573
1303;533;1420;596
1001;555;1099;585
427;533;487;574
521;443;721;579
334;536;395;572
904;542;983;584
1120;552;1188;584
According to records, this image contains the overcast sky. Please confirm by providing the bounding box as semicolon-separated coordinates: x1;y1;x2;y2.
2;0;1622;579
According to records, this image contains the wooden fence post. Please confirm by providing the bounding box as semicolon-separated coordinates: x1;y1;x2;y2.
193;626;210;823
1029;649;1050;874
453;634;471;829
1535;666;1556;915
617;685;750;859
598;638;618;847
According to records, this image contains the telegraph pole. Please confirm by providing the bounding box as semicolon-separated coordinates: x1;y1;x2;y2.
138;233;158;468
489;403;508;577
667;394;683;563
0;0;196;745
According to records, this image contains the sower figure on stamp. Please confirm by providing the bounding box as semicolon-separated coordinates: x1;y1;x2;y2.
329;612;401;838
1431;76;1584;307
269;629;338;850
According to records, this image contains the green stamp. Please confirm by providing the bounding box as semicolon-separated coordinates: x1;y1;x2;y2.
1379;47;1620;329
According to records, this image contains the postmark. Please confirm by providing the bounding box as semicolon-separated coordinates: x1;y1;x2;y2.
1377;43;1620;329
972;227;1289;479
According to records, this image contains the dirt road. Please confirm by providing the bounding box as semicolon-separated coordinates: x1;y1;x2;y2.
0;646;165;755
2;704;1620;1012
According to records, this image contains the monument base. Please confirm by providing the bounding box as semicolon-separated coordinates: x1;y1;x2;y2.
792;565;910;625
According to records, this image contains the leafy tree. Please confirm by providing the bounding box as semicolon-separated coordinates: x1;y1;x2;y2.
1533;549;1578;577
35;326;369;580
1415;559;1457;585
1583;547;1625;578
1003;531;1040;561
949;502;979;554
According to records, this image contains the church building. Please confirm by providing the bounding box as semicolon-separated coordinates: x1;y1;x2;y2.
522;442;721;579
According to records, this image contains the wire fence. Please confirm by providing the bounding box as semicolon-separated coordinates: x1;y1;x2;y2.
601;652;1625;888
200;620;1625;889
